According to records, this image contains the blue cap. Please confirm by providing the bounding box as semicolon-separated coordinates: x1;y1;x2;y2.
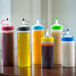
32;17;44;30
61;36;74;41
67;29;69;31
32;25;44;30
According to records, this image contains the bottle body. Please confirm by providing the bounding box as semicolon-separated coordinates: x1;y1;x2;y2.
41;42;54;68
32;30;44;64
51;30;62;64
17;31;30;67
62;41;75;67
1;30;14;66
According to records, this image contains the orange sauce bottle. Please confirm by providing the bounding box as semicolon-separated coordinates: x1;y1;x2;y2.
32;18;44;64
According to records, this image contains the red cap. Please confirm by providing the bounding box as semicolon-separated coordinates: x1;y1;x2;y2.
2;26;14;31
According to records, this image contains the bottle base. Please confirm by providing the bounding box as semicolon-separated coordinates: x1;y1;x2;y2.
42;67;54;69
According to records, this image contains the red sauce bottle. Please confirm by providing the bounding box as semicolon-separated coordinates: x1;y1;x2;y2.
1;18;14;66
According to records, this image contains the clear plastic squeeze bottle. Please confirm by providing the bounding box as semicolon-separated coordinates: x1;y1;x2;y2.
17;18;30;67
61;29;75;67
51;18;63;65
1;18;14;66
32;17;44;64
41;29;54;68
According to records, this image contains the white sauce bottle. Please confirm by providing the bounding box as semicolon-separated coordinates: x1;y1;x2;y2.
61;29;75;67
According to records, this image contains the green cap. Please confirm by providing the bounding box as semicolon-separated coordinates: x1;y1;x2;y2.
51;18;63;30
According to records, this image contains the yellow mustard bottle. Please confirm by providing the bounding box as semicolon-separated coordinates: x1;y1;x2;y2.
32;18;44;64
17;18;30;67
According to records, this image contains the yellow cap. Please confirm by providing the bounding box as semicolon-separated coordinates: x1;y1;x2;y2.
41;36;54;43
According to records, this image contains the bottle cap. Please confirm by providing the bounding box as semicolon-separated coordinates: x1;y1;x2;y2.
17;18;30;31
32;17;44;30
1;18;14;31
51;18;63;30
41;37;54;43
61;29;74;41
61;36;74;41
2;26;14;31
41;29;54;43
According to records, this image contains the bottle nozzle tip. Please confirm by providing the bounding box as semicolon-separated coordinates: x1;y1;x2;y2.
6;18;8;21
46;29;48;32
22;18;25;21
55;17;58;25
37;17;39;24
56;17;58;20
37;17;39;20
22;18;25;25
67;29;69;31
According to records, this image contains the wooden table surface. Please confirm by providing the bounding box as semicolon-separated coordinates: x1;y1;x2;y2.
0;64;76;76
0;51;76;76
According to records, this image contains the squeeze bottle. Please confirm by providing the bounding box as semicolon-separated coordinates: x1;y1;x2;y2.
1;18;14;66
32;18;44;64
51;18;63;64
61;29;75;67
41;29;54;68
17;18;30;67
